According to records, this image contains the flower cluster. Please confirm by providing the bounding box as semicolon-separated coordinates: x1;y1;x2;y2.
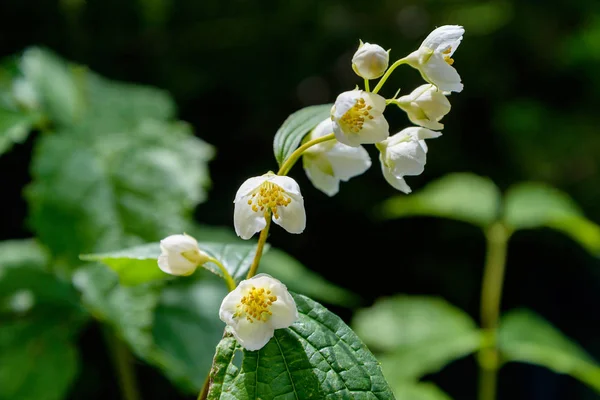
157;25;464;352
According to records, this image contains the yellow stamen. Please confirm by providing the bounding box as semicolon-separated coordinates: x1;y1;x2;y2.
442;47;454;65
237;286;278;323
247;180;292;219
339;97;374;133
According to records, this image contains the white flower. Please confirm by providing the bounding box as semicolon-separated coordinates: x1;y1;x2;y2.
331;89;389;147
376;127;442;193
405;25;464;93
158;234;209;276
352;41;389;80
302;118;371;196
395;84;451;130
234;173;305;240
219;273;298;351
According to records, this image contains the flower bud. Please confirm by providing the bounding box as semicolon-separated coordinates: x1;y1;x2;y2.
157;234;209;276
352;41;389;80
395;84;451;130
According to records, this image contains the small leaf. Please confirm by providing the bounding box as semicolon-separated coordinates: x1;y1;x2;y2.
380;173;501;228
503;182;600;254
0;107;35;155
499;309;600;392
0;239;47;270
392;382;454;400
261;248;359;307
207;293;395;399
272;104;332;167
352;295;481;381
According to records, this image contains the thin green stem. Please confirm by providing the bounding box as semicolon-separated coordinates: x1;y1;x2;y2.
246;216;272;279
372;57;408;94
277;133;336;176
478;222;511;400
208;257;236;292
197;373;210;400
103;329;141;400
364;79;370;92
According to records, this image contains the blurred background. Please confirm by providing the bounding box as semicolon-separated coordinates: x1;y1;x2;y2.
1;0;600;399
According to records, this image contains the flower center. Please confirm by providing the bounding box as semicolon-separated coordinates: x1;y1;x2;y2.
442;47;454;65
247;180;291;219
340;98;373;133
238;286;278;323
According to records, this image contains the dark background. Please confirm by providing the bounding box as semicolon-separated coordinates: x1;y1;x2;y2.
1;0;600;399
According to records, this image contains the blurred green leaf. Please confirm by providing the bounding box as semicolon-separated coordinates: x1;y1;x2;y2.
392;382;453;400
0;321;79;400
152;275;228;391
272;103;332;167
0;107;35;155
207;293;395;399
499;309;600;392
445;1;513;35
352;296;481;381
20;47;84;126
261;247;359;307
0;239;47;270
503;182;600;254
380;173;501;228
27;119;213;262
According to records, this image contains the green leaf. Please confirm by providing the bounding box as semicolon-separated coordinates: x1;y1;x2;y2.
208;293;395;399
0;107;35;155
392;382;453;400
26;119;213;262
499;309;600;392
503;182;600;254
352;296;481;381
152;275;229;391
261;248;359;307
0;320;79;400
20;47;84;126
0;239;47;270
272;104;332;167
379;173;501;228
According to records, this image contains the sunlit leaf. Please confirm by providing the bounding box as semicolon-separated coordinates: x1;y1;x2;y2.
272;103;332;167
352;295;481;381
380;173;501;228
499;309;600;392
207;294;395;399
503;182;600;254
0;107;35;155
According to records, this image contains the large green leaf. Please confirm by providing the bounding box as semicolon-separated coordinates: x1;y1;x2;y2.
503;183;600;254
0;106;35;155
272;104;332;167
207;293;395;399
499;309;600;392
379;173;502;228
0;239;47;270
352;296;481;381
26;119;213;262
0;320;79;400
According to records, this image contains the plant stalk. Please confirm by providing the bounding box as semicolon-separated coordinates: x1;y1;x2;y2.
104;329;141;400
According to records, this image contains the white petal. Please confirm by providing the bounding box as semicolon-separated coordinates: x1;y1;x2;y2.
309;118;335;140
231;317;275;351
355;114;390;144
409;116;444;131
219;289;244;326
326;144;372;181
272;193;306;234
269;292;299;329
421;54;463;93
412;127;442;140
157;253;196;276
303;156;340;196
421;25;464;55
234;175;269;202
387;140;427;177
380;156;412;194
234;197;267;240
364;91;387;112
269;175;301;196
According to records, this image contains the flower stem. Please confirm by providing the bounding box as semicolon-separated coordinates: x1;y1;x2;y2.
277;133;336;176
208;257;237;292
372;57;408;94
478;222;511;400
246;216;272;279
103;329;141;400
197;373;210;400
364;79;370;92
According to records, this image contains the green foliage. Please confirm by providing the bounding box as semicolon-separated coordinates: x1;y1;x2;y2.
499;309;600;392
380;173;501;228
207;294;395;399
352;296;481;382
392;382;454;400
272;104;332;168
0;107;36;155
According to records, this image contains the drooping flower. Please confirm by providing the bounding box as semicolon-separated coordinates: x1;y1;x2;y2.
331;89;389;147
352;41;389;80
376;127;442;193
405;25;464;93
234;173;305;240
158;234;209;276
394;84;451;130
219;273;298;351
302;118;371;196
